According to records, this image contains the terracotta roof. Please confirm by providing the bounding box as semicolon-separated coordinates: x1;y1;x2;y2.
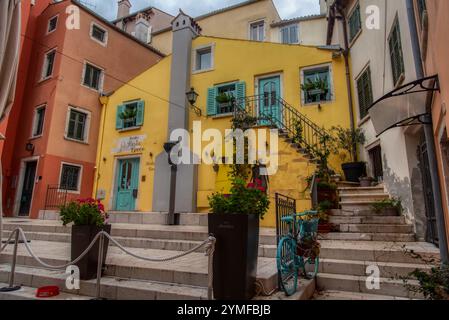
112;6;174;23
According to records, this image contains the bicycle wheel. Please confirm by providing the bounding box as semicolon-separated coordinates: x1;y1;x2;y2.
300;255;319;279
276;237;298;296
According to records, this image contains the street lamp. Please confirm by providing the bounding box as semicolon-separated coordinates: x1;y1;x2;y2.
186;88;202;116
164;141;180;225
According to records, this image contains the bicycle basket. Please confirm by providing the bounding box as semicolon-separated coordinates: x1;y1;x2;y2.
297;218;319;241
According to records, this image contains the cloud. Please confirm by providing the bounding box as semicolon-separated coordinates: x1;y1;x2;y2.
86;0;320;21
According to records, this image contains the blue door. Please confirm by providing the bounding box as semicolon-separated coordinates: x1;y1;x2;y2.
259;76;282;126
115;158;140;211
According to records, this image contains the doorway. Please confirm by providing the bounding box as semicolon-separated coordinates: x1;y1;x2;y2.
18;160;38;216
418;135;439;245
258;75;282;126
114;158;140;211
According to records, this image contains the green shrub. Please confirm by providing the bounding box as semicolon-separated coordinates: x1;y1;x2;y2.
208;178;270;219
371;197;403;214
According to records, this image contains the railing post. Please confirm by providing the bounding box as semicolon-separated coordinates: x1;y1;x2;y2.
0;229;22;292
94;232;105;300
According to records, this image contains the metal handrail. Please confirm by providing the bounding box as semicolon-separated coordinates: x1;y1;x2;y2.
233;94;331;161
0;227;216;300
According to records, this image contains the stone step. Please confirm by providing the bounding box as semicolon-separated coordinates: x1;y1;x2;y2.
2;220;277;246
2;230;277;258
313;290;411;300
340;201;391;212
337;224;414;234
39;211;209;226
319;258;433;278
329;215;406;225
255;279;316;301
333;207;399;217
336;181;360;188
319;240;440;265
0;265;208;300
338;186;385;195
0;282;92;300
316;273;422;299
0;240;277;292
339;193;389;202
319;232;415;242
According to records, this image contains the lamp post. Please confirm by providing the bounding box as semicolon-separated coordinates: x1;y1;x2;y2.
164;141;180;225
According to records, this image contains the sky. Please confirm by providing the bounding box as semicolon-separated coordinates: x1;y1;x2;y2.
80;0;321;21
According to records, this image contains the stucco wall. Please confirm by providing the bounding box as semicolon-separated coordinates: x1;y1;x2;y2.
95;36;351;227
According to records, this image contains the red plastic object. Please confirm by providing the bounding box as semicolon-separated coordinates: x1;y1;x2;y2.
36;286;60;298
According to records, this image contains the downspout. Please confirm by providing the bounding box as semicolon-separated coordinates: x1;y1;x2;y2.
93;94;109;199
336;5;357;162
406;0;449;264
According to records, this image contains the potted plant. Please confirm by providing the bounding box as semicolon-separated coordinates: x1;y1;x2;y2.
119;106;137;128
316;200;334;234
331;126;367;183
301;76;329;103
317;181;338;206
359;176;375;187
216;93;235;113
60;198;111;280
371;197;403;216
208;178;270;300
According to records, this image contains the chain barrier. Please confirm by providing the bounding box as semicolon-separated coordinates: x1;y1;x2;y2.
0;227;216;300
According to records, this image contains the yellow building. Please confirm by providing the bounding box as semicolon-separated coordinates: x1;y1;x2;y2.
94;12;352;227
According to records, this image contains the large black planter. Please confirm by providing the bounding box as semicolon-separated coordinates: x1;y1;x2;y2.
71;224;111;281
342;162;366;183
208;213;260;300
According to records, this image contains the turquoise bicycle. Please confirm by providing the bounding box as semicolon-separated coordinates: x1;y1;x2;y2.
276;211;320;296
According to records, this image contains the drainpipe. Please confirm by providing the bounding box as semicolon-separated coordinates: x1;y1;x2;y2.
406;0;449;264
94;95;109;199
336;5;358;162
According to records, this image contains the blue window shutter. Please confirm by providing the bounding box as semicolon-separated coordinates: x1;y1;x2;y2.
236;81;246;99
116;104;125;130
136;100;145;126
207;87;216;116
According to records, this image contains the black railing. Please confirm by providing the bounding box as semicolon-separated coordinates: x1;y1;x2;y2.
44;185;79;210
275;193;297;245
233;94;331;162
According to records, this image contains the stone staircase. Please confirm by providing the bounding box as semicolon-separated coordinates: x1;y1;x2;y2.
314;184;440;300
0;214;305;300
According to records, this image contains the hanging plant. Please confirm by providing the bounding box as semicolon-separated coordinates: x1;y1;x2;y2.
119;107;137;120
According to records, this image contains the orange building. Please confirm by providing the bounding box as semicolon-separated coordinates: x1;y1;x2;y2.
418;0;449;246
1;0;163;219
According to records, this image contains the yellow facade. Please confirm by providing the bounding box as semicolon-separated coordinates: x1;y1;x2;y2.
151;0;281;54
94;36;351;228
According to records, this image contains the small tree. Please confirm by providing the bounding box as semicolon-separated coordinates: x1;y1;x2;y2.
330;126;366;163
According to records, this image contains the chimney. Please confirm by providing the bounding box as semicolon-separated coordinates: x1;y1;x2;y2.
152;10;201;214
134;13;150;43
117;0;131;19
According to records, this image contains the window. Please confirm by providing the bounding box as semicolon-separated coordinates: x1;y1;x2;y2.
280;24;299;44
41;49;56;80
356;67;373;119
301;66;332;104
91;23;107;44
389;17;405;86
59;164;81;192
369;145;383;181
47;16;58;34
66;109;88;142
83;63;103;90
250;20;265;41
348;3;362;43
116;101;145;130
32;106;46;137
207;82;246;116
194;46;213;72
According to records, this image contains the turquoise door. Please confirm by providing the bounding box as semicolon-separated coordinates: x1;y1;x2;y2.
115;158;140;211
259;76;282;126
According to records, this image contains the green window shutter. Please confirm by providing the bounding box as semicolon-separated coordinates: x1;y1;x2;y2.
136;100;145;126
236;81;246;99
207;87;217;116
116;104;125;130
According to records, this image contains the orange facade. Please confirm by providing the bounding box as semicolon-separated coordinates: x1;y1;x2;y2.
420;0;449;245
1;0;162;218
